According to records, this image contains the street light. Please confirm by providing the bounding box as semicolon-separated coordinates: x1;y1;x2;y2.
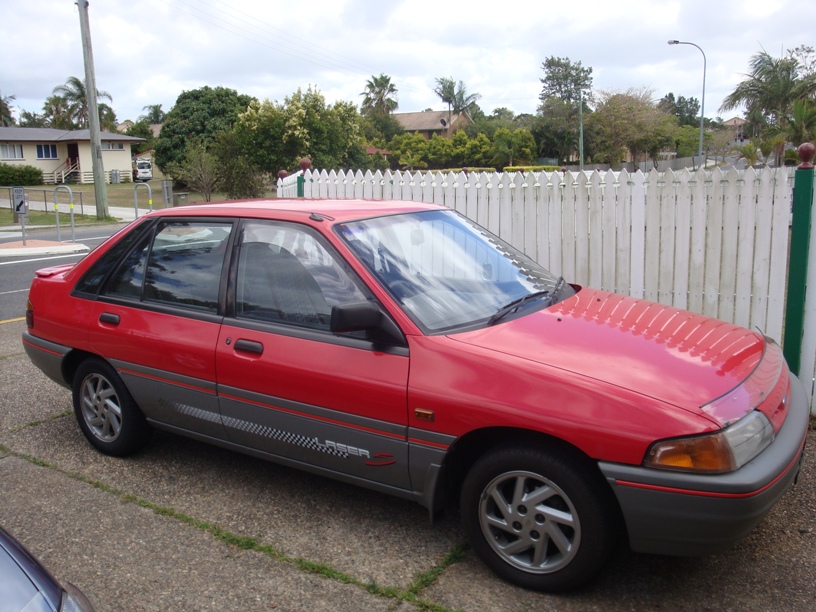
668;39;706;167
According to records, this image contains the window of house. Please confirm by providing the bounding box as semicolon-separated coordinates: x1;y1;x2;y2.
1;144;24;159
101;142;125;150
36;144;58;159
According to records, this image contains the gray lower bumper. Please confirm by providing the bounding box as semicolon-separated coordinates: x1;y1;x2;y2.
599;373;810;556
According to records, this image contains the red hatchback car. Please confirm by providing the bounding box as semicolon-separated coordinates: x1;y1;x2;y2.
23;199;809;591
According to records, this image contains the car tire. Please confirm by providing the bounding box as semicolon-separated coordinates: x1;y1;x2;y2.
72;358;152;456
460;445;619;592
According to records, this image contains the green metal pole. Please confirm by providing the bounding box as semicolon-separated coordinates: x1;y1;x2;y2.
297;175;305;198
783;143;816;374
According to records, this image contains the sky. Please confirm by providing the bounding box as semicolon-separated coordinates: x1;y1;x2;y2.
3;0;815;126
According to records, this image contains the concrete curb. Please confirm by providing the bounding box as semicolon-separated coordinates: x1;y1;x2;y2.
0;243;90;258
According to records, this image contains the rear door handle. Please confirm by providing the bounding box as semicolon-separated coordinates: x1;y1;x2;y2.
99;312;120;325
234;339;264;355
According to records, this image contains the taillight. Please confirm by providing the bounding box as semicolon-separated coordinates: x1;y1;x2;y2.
25;300;34;328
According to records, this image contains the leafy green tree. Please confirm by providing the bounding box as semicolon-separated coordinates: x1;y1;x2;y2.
539;56;592;106
0;92;15;126
166;141;222;202
154;86;255;171
389;132;430;169
659;93;701;127
126;120;155;154
674;124;704;158
588;88;677;168
360;74;398;116
361;112;403;143
52;76;113;128
212;130;267;199
490;128;536;168
232;87;364;174
536;57;594;163
140;104;166;124
426;134;454;168
463;133;492;167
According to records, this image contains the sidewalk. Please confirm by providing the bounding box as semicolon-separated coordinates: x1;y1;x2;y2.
0;204;139;257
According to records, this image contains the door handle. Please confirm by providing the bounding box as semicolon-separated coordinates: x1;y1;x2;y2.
234;339;264;355
99;312;120;325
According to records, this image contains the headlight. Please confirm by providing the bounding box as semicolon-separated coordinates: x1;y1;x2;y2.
644;410;774;474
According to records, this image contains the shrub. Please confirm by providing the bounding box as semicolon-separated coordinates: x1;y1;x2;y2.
0;163;44;186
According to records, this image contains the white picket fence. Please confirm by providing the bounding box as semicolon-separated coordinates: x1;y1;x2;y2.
280;166;816;412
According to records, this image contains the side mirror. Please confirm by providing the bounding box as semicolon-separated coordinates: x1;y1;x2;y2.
330;300;381;332
330;301;406;346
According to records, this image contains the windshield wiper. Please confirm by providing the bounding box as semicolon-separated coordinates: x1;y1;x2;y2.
487;290;552;326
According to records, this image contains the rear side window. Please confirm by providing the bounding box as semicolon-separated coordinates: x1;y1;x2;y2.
103;221;233;312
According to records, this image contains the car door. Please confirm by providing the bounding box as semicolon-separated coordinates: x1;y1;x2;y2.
84;219;234;439
215;220;411;490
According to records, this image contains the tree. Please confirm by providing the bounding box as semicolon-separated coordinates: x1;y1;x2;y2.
539;56;593;106
0;92;15;126
154;86;255;171
166;141;222;202
41;95;75;129
126;120;155;155
231;86;364;174
731;142;762;167
360;74;398;116
772;98;816;147
18;109;46;127
659;93;701;127
587;88;677;168
212;130;268;199
490;128;536;168
536;57;594;163
52;76;113;128
140;104;166;124
434;77;481;136
720;50;816;131
788;45;816;78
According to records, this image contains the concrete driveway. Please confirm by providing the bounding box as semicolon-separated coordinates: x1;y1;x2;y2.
1;318;814;611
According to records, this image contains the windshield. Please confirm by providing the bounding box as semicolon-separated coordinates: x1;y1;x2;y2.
337;209;573;333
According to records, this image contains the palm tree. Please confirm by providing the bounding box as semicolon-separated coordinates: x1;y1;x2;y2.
42;95;75;130
777;99;816;146
720;51;816;130
52;76;112;128
0;92;15;126
434;77;481;137
360;74;398;116
140;104;166;124
731;142;762;167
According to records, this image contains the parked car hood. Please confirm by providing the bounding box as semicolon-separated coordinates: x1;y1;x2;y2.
448;287;765;420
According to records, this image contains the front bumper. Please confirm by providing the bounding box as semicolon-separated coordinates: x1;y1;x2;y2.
599;373;810;556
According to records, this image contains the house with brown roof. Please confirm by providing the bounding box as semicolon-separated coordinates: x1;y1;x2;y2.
0;127;145;184
392;110;467;139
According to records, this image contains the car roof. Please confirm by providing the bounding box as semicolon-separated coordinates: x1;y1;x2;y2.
146;199;445;223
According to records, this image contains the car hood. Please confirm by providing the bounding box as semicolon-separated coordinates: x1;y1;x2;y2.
448;288;766;421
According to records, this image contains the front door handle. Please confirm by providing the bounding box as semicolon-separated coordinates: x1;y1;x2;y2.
234;339;264;355
99;312;120;325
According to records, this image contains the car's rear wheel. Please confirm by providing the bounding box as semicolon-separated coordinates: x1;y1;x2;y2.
72;358;152;456
460;445;619;592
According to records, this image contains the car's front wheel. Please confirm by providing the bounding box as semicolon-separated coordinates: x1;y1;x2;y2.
460;445;619;592
72;358;152;456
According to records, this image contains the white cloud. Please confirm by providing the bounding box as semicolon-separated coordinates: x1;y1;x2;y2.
3;0;815;123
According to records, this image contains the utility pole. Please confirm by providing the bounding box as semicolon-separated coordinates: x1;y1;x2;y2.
76;0;109;219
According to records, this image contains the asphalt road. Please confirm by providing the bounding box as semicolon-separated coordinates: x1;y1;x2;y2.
0;315;814;611
0;224;123;319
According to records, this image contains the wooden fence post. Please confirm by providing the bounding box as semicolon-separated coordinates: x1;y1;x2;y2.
783;143;815;374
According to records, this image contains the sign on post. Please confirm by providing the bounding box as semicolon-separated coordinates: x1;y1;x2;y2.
13;186;28;245
13;186;27;219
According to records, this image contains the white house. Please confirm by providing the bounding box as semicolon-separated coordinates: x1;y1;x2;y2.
0;127;145;184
